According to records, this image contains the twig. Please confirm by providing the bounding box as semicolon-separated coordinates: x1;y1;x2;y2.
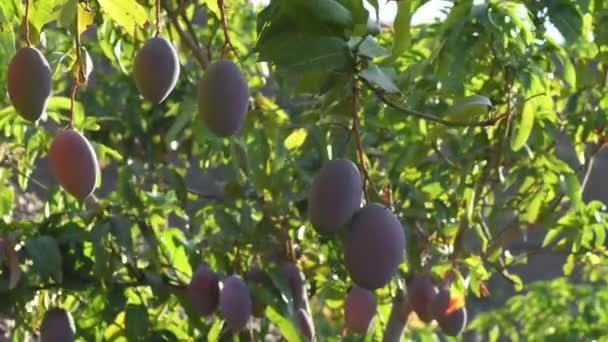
351;77;370;202
24;0;31;47
155;0;162;37
360;78;506;128
68;82;79;129
164;4;209;69
217;0;236;59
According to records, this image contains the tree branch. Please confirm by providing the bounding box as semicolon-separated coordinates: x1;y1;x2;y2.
382;291;412;342
360;78;506;128
163;4;209;69
351;76;370;202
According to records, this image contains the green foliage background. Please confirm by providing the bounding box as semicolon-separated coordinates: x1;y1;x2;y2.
0;0;607;340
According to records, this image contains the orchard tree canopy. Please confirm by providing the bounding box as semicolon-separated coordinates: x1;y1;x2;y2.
0;0;607;340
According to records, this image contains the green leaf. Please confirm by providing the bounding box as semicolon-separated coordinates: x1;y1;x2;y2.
125;304;150;341
207;319;224;342
358;64;399;93
543;226;564;247
76;3;95;36
555;52;576;89
29;0;70;33
284;128;308;151
496;2;533;45
351;36;389;59
265;306;303;342
46;96;85;126
257;35;352;71
0;185;14;217
561;173;584;212
25;235;62;283
593;224;606;248
563;254;576;276
522;191;543;223
110;215;133;255
547;2;583;44
392;0;412;57
511;99;535;151
97;0;149;37
293;0;353;28
504;272;523;291
442;95;492;120
201;0;221;19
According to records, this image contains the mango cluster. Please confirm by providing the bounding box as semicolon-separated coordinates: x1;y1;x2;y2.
187;261;313;338
307;159;406;335
6;39;100;201
407;274;468;336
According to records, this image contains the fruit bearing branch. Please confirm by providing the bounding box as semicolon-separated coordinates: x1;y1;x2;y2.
163;3;209;68
155;0;162;37
23;0;31;47
360;77;506;128
351;76;370;202
217;0;235;59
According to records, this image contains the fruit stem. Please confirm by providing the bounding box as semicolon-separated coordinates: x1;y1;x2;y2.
24;0;31;47
351;76;370;203
68;82;79;129
155;0;162;37
217;0;235;59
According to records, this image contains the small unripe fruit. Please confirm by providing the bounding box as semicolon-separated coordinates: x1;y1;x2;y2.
295;308;315;341
40;307;75;342
7;47;52;122
308;159;362;235
48;129;99;201
432;288;467;336
407;274;438;323
188;265;220;316
344;286;376;334
219;275;252;331
344;203;406;290
133;37;180;103
198;59;250;137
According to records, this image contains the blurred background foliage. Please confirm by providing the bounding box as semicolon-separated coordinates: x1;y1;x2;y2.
0;0;607;340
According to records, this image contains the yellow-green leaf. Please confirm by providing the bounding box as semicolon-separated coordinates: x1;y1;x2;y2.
284;128;308;151
97;0;149;37
265;306;302;342
201;0;222;19
511;99;535;151
77;3;95;36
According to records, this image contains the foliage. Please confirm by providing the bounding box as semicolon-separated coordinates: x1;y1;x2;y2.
0;0;607;340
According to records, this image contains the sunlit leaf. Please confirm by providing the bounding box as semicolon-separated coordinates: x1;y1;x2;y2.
97;0;149;37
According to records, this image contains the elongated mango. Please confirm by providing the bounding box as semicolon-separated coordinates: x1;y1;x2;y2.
198;60;250;137
48;129;99;201
7;47;52;122
133;37;180;103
